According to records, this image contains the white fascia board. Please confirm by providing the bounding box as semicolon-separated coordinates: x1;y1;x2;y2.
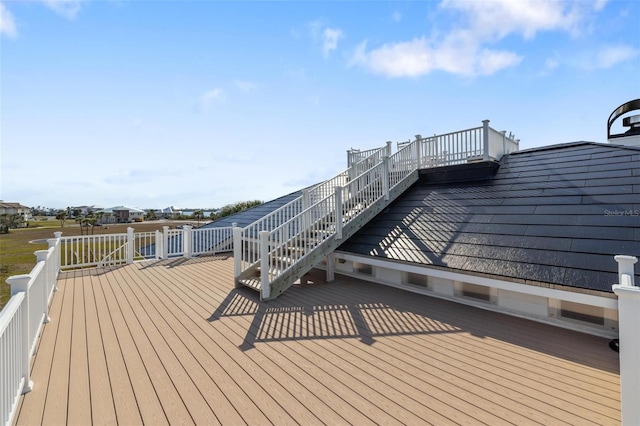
335;252;618;310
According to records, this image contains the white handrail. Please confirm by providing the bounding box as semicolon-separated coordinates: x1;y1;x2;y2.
1;237;60;426
237;143;389;276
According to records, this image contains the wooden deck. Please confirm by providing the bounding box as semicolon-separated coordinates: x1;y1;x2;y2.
15;255;620;425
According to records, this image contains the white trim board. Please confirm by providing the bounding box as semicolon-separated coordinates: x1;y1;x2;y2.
333;251;618;310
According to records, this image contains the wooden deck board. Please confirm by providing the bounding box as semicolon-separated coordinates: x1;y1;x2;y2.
97;270;168;425
39;269;73;425
147;263;429;425
14;272;68;425
15;255;621;425
293;277;620;424
133;261;328;425
67;272;91;425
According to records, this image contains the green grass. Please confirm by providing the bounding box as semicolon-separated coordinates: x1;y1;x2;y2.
0;221;194;310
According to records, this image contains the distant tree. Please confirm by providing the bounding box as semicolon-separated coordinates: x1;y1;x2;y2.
0;214;23;231
72;208;82;219
210;200;262;221
145;209;157;221
56;210;68;228
193;209;204;225
86;213;98;235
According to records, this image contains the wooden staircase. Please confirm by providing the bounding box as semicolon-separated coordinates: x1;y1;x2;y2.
234;140;420;300
232;120;518;300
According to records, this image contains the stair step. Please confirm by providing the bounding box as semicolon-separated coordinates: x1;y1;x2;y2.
238;276;261;291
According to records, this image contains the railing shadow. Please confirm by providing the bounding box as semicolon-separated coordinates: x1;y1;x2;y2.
208;267;618;374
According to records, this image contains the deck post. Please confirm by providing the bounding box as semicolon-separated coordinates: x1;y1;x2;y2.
47;238;59;291
53;232;62;283
6;274;34;394
35;250;51;324
415;136;422;169
386;140;392;156
612;255;639;426
501;130;507;156
326;253;335;282
155;230;162;259
259;231;270;299
126;227;134;264
301;189;310;231
383;156;390;201
233;226;242;283
482;120;490;161
335;186;343;240
163;226;169;259
183;225;193;259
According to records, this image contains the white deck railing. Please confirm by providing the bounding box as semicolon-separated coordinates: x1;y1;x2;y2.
1;237;60;426
55;225;236;270
233;120;519;299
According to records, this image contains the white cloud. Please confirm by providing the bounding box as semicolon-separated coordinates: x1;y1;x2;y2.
440;0;588;40
308;20;344;58
593;44;639;69
322;27;343;58
351;0;606;78
477;49;523;76
350;35;522;78
200;88;225;110
234;80;257;93
392;11;402;23
42;0;83;19
0;3;17;38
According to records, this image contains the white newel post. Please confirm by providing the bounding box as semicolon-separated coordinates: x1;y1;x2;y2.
53;232;62;280
302;189;310;231
383;156;390;201
335;186;343;240
47;238;59;292
183;225;193;259
612;255;639;426
126;227;134;264
233;226;242;281
7;274;33;394
163;226;169;259
386;140;392;156
259;231;270;299
482;119;490;161
155;230;162;259
501;130;507;156
347;149;354;167
415;136;422;169
35;250;51;324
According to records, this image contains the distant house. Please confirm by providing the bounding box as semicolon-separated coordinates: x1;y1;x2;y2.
155;206;183;219
0;201;31;217
97;206;145;223
71;205;103;217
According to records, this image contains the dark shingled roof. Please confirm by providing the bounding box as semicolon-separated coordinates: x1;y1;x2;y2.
338;142;640;293
200;189;304;229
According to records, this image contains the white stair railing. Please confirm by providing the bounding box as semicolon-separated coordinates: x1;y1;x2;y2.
257;138;420;299
250;120;519;299
236;143;390;277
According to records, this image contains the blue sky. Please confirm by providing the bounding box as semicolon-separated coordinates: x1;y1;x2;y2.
1;0;638;210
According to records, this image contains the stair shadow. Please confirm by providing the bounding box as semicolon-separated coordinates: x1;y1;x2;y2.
208;269;619;374
210;269;466;352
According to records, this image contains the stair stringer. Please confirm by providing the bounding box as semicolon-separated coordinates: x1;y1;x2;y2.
263;170;419;300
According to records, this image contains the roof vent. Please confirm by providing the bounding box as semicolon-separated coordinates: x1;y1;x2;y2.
608;99;640;146
621;114;640;136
